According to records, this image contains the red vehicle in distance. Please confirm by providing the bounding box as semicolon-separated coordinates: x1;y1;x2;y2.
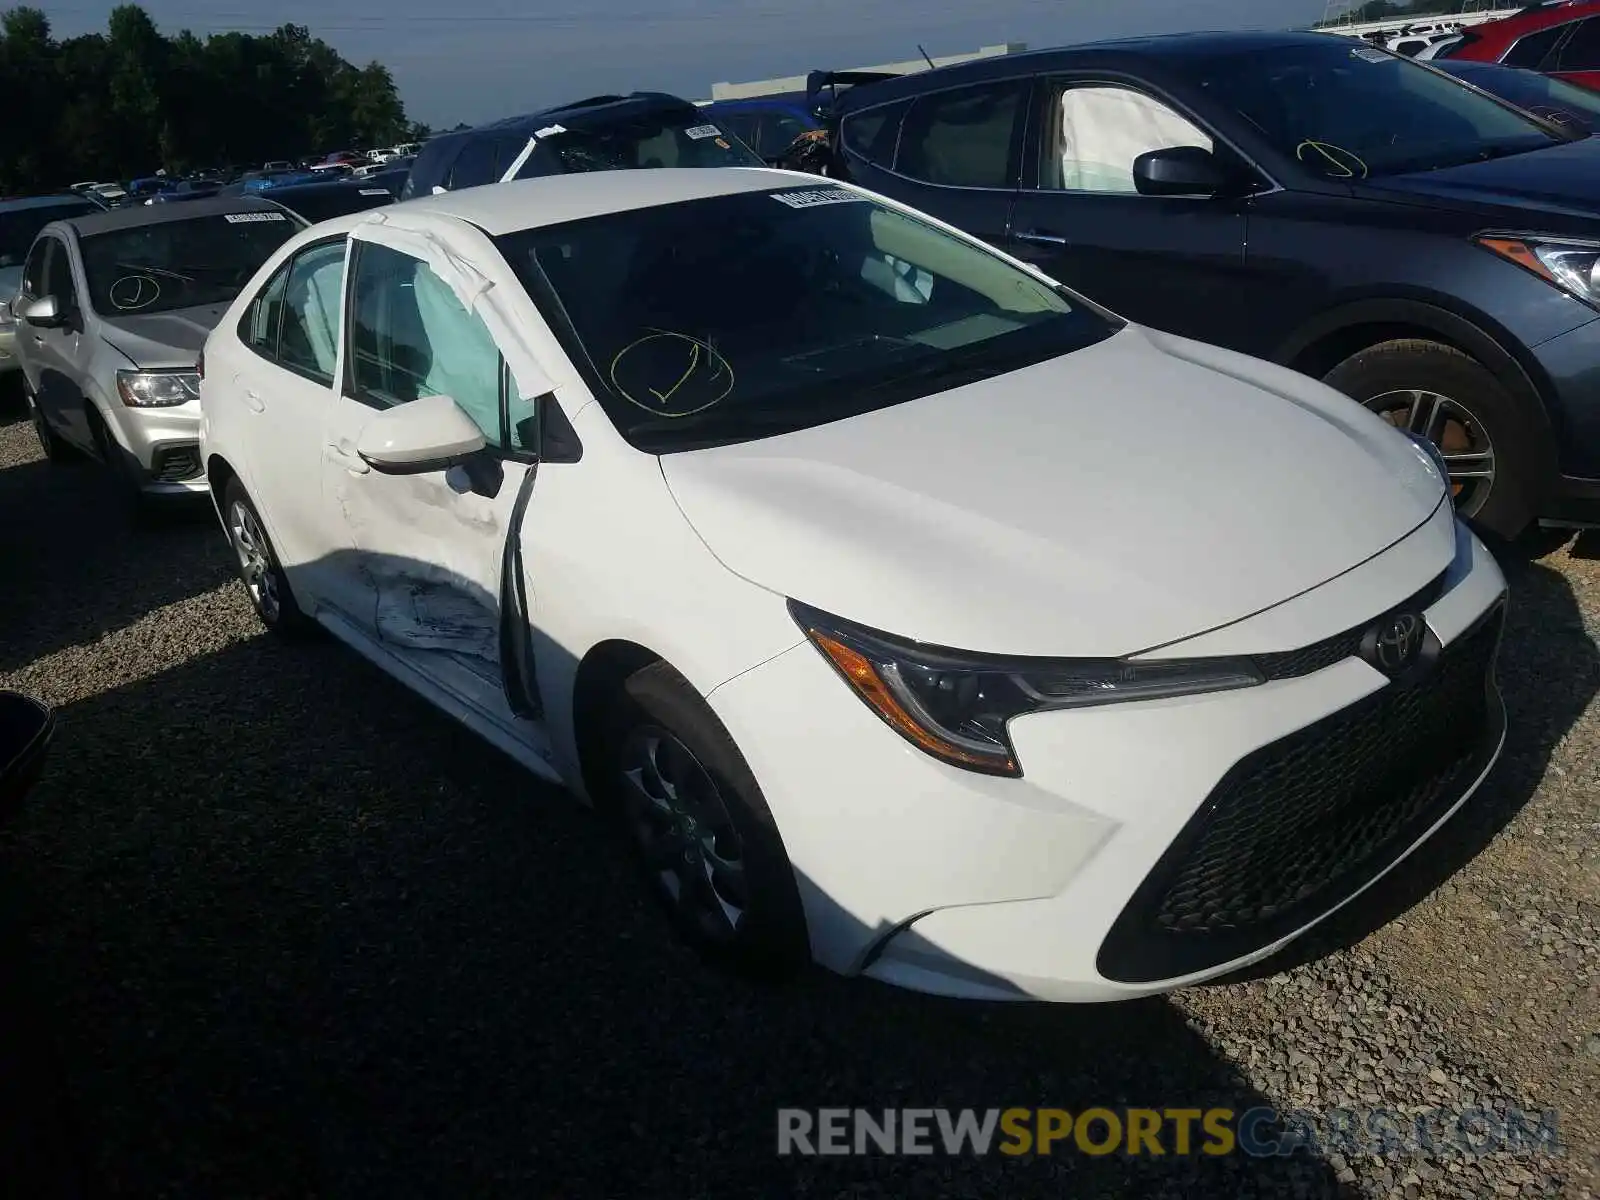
1444;0;1600;93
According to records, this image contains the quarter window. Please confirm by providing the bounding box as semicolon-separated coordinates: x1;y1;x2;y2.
277;241;348;384
42;239;76;309
346;241;516;447
20;238;50;299
239;261;290;356
1044;85;1213;193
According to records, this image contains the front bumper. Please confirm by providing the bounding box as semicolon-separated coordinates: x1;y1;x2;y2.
707;509;1507;1002
102;396;206;494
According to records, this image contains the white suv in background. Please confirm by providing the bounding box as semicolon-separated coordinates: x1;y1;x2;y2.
197;169;1508;1002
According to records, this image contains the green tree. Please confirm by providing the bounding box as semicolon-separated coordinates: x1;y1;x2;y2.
0;3;411;190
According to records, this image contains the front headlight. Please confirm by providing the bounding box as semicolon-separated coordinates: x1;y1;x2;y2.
1477;234;1600;309
115;368;200;408
790;601;1264;777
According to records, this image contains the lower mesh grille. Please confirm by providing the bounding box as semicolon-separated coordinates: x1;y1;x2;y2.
1097;603;1504;985
151;444;202;482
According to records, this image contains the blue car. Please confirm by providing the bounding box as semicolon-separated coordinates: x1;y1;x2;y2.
701;96;821;161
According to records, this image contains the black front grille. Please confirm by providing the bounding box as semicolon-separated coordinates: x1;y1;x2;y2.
1097;602;1505;985
1254;571;1446;681
150;443;202;483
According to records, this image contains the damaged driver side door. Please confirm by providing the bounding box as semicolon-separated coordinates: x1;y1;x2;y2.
319;236;545;741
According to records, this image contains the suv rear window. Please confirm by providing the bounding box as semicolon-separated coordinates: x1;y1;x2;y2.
505;111;762;179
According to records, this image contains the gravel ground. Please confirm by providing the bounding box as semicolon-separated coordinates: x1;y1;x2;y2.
0;395;1595;1198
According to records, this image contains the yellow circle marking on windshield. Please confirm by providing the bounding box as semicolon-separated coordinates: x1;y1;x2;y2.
1295;141;1368;179
609;331;735;418
109;275;163;311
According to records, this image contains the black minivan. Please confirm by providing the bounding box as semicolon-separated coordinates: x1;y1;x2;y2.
807;31;1600;538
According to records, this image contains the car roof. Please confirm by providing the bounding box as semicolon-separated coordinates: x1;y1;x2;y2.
833;30;1357;108
58;194;287;236
0;193;101;213
266;178;389;197
1459;0;1600;40
350;167;809;237
467;91;701;137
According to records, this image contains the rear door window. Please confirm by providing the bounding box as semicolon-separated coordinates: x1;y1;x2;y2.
840;98;912;168
446;138;500;190
1503;22;1568;68
896;80;1028;188
1554;17;1600;71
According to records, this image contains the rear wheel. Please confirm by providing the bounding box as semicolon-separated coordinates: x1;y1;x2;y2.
601;660;808;978
1321;338;1546;540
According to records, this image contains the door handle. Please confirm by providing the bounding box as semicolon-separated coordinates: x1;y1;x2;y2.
31;335;44;345
329;438;370;475
1014;229;1070;247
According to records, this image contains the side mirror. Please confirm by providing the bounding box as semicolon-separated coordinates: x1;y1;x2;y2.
1132;146;1228;197
21;296;64;329
356;393;488;475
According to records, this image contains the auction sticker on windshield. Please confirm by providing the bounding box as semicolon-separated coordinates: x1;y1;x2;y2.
771;186;869;209
685;124;723;140
223;212;288;223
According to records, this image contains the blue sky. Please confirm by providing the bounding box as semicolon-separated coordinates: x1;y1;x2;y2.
44;0;1331;127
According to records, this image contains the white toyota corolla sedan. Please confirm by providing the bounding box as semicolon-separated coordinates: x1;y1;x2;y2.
198;168;1508;1002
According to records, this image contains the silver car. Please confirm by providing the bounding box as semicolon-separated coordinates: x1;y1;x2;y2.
13;196;305;503
0;194;104;378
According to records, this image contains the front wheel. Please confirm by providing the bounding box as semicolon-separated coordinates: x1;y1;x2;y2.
601;661;809;979
1322;338;1548;541
22;385;75;464
222;479;307;635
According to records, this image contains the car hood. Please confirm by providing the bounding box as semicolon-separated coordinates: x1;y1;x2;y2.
660;326;1445;658
99;303;230;367
1359;136;1600;221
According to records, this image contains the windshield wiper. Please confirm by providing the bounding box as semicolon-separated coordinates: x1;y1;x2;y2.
113;261;196;283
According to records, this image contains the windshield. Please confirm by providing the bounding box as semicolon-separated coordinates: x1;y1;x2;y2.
1182;39;1567;178
80;211;299;316
509;113;763;178
1442;64;1600;134
494;184;1120;453
0;202;98;268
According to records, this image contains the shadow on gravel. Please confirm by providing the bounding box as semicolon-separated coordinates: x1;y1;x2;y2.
0;446;226;676
1223;542;1599;980
0;629;1350;1199
0;375;25;423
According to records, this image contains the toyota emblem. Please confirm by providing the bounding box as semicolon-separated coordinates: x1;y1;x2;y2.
1364;612;1426;675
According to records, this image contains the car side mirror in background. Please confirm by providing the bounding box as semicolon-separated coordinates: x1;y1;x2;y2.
1132;146;1228;198
21;295;65;329
356;393;490;477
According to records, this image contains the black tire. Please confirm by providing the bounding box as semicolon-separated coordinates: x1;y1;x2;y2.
601;660;808;979
1321;338;1549;541
22;385;75;464
87;408;149;517
220;478;308;634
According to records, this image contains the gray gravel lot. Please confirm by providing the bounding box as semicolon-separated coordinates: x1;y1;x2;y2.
0;393;1595;1198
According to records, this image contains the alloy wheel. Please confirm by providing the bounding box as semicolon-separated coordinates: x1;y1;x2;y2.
228;500;280;623
1366;388;1495;515
618;724;749;942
